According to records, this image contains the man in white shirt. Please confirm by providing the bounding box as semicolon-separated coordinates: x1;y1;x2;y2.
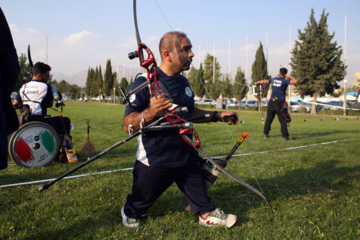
13;62;71;136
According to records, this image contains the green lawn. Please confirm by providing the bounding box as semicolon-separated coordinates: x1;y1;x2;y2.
1;101;359;239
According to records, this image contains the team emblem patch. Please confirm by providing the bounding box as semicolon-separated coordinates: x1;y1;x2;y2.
185;87;192;97
130;94;136;102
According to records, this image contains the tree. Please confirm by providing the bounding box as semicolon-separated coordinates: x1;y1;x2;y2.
15;53;32;91
103;59;113;96
209;78;221;100
251;42;268;84
112;72;119;95
290;9;346;114
251;42;269;110
57;80;69;93
71;91;76;100
85;67;97;98
93;66;103;97
129;76;133;87
48;78;80;100
222;74;233;99
233;67;248;102
85;67;92;96
187;66;198;90
192;63;205;98
203;53;222;100
68;84;81;99
120;77;129;93
98;65;104;94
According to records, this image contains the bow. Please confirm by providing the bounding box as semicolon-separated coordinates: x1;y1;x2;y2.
128;0;274;223
27;44;33;68
123;0;201;148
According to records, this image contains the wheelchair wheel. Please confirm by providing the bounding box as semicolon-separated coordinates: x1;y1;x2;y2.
8;121;60;167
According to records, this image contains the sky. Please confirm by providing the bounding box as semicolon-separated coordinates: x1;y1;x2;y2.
2;0;360;86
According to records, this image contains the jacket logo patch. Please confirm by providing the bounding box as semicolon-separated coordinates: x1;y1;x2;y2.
185;87;192;97
130;94;136;102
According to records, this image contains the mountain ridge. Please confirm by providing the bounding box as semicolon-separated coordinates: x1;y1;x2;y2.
52;66;141;87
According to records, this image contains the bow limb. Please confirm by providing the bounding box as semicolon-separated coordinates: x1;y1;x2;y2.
130;0;200;145
182;134;274;223
130;0;162;96
132;0;143;63
27;44;33;68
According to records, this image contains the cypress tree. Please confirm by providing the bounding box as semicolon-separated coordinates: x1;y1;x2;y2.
187;66;198;91
103;59;113;96
291;9;346;114
251;42;268;83
94;67;99;95
97;65;103;98
16;53;32;91
203;53;221;100
89;68;96;98
120;77;129;93
222;74;233;99
193;63;206;98
251;42;269;110
209;78;221;100
233;67;248;102
85;67;92;96
112;72;118;95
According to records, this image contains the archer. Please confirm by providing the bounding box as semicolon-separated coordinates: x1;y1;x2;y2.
255;67;298;140
121;31;239;228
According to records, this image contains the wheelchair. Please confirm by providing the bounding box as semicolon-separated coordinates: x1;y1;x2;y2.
8;104;71;167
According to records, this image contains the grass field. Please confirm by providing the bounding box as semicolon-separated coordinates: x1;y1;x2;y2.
1;101;360;239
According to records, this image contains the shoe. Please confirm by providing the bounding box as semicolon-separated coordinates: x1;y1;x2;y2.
121;207;140;228
199;208;237;228
283;137;289;140
264;134;269;138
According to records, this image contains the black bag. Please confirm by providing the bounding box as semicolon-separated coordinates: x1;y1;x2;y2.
280;102;291;123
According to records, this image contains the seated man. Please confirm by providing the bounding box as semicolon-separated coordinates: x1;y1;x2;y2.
12;62;71;136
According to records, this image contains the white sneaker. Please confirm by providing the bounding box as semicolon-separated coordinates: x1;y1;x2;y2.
199;208;237;228
121;207;140;228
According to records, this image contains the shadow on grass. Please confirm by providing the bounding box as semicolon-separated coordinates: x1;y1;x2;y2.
292;129;360;139
151;159;360;225
7;159;359;239
266;159;360;196
3;142;360;236
20;209;123;240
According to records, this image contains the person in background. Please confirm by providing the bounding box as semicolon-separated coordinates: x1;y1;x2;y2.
0;7;20;170
255;67;297;140
12;62;71;136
